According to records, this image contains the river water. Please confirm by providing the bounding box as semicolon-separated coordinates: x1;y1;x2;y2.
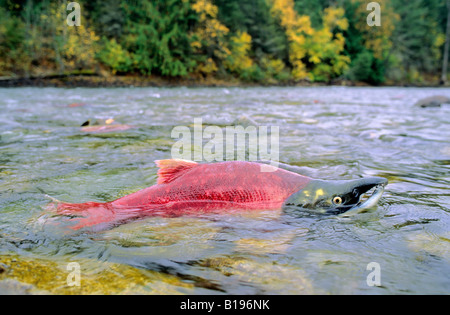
0;86;449;294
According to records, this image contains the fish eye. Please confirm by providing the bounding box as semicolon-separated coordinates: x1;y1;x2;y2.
332;196;343;205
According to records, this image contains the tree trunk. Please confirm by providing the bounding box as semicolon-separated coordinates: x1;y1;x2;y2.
441;0;450;85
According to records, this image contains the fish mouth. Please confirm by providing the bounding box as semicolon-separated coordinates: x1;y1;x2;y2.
340;177;388;216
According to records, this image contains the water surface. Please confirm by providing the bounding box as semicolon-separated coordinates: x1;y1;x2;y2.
0;86;449;294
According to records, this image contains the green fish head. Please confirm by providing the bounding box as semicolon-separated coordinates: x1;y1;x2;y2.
283;177;388;215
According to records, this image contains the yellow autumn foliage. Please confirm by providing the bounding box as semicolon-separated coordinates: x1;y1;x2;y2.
268;1;350;81
192;0;219;21
196;57;218;74
190;0;230;75
64;26;100;70
224;31;254;73
261;57;286;74
49;3;99;72
352;0;399;60
269;0;312;79
323;6;349;30
307;8;350;80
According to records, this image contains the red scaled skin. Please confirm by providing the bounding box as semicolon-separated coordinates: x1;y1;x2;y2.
55;160;311;230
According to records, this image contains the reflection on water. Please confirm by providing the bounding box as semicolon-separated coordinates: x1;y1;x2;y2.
0;86;449;294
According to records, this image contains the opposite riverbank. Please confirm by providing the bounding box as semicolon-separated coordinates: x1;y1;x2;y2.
0;73;448;88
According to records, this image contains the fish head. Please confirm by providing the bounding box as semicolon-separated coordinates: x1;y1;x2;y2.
283;177;388;215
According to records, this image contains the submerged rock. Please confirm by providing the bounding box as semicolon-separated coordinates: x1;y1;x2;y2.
231;115;259;127
414;95;450;108
0;254;195;294
0;279;35;295
407;231;450;263
196;255;317;294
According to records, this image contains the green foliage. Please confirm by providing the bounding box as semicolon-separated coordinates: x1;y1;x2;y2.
120;0;197;76
0;0;448;84
189;0;230;76
293;0;331;28
260;56;291;83
215;0;289;63
0;6;27;75
345;49;385;84
388;0;446;82
84;0;126;39
96;37;131;74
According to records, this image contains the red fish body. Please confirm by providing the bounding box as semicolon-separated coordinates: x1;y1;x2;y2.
55;160;311;230
81;124;133;133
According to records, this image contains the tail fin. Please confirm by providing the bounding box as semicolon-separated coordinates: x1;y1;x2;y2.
48;201;162;232
43;201;114;231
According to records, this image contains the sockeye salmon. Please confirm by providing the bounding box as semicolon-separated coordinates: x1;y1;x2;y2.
52;159;388;231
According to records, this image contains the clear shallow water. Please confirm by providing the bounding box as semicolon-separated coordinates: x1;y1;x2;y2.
0;86;449;294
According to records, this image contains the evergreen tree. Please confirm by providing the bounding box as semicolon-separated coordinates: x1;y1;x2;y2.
215;0;289;63
84;0;126;39
121;0;197;76
389;0;446;83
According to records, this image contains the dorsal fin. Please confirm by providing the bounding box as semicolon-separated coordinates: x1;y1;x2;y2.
155;159;198;184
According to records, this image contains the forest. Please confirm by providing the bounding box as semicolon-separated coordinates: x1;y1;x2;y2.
0;0;448;86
